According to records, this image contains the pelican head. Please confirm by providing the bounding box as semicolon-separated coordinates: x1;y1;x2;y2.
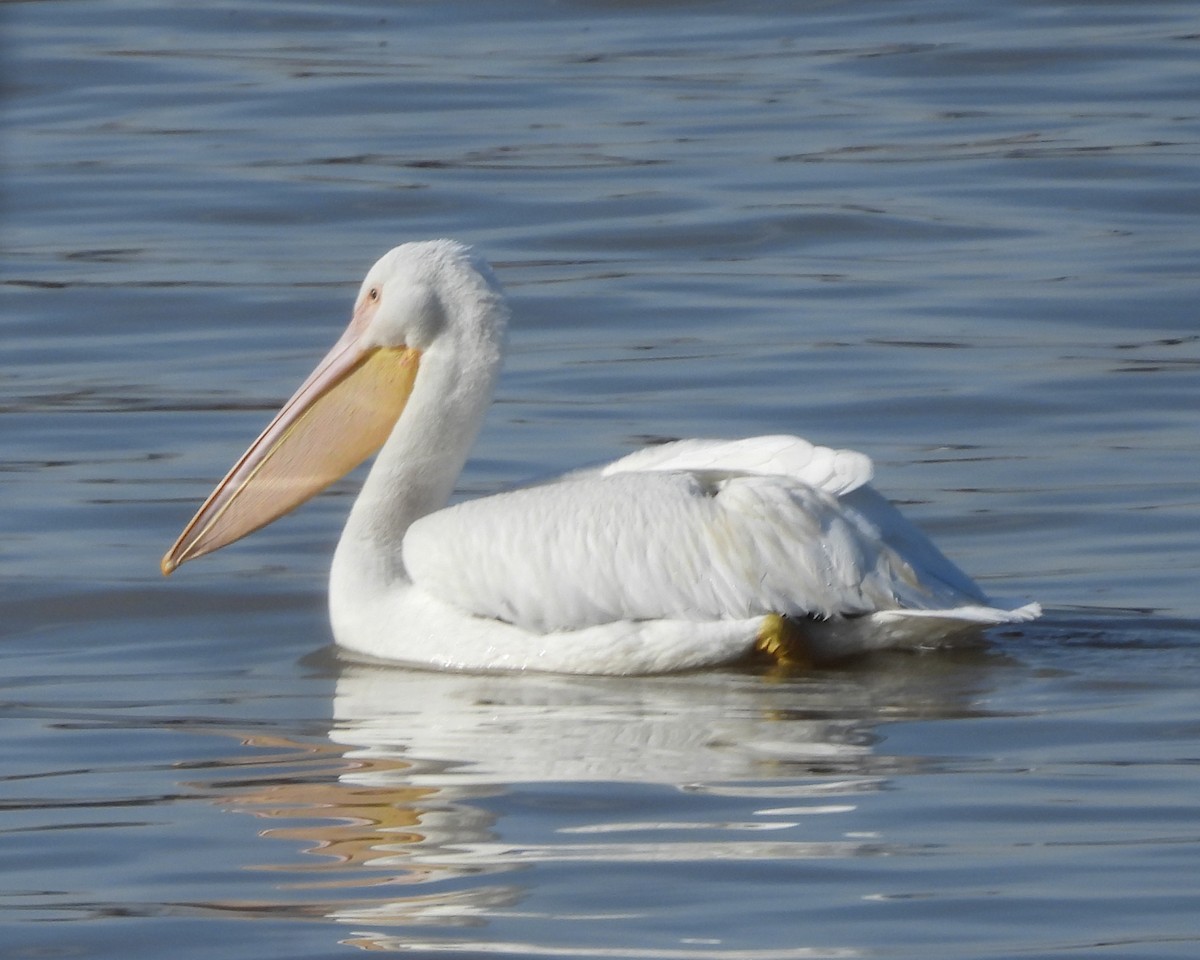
162;239;508;575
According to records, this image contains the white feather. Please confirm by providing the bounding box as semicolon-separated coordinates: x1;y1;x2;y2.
404;441;1008;638
601;435;873;497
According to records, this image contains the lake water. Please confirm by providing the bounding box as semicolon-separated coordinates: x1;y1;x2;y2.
3;1;1199;957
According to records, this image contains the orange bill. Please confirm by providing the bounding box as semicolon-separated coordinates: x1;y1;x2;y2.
162;327;420;574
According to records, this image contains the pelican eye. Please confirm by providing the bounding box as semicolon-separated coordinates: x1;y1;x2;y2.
367;286;381;303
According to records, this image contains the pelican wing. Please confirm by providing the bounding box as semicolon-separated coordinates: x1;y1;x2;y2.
403;439;985;634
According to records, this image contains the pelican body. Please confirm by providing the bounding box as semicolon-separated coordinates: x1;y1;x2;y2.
163;240;1038;673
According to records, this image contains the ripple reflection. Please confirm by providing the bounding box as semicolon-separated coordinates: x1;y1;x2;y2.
189;656;1000;955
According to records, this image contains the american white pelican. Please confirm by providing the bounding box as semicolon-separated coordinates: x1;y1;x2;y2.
163;239;1039;673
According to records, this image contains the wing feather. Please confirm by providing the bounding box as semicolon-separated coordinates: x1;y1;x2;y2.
403;436;983;633
601;435;873;496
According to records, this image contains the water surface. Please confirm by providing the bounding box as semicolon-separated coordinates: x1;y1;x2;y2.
3;1;1199;958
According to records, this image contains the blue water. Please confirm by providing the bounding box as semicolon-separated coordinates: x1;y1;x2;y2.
3;1;1199;958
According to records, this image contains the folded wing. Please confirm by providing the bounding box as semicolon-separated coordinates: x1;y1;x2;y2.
403;437;990;633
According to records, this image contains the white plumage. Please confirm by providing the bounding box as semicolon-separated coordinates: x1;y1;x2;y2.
164;240;1039;674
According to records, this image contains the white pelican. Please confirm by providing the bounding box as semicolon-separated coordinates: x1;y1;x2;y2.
163;240;1039;673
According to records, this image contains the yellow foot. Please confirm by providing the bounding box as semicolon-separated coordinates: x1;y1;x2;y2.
754;614;813;670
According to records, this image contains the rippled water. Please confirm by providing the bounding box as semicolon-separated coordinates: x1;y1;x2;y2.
4;1;1199;958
